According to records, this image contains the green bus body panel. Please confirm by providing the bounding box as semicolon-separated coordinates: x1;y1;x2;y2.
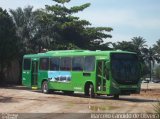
22;70;31;87
22;50;141;95
38;71;95;92
71;72;85;91
22;58;39;87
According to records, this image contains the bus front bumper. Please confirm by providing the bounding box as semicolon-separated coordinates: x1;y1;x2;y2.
119;85;140;95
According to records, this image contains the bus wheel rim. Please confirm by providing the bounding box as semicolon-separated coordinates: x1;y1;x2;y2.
43;83;47;93
89;86;91;96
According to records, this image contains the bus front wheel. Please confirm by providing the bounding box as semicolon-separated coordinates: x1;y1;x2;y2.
42;81;50;94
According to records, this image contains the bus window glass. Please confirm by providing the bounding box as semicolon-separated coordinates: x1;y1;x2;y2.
60;57;71;71
72;57;84;71
23;59;31;70
84;56;95;71
40;58;49;70
111;53;140;84
50;57;60;70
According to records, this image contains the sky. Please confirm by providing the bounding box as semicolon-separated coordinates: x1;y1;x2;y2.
1;0;160;47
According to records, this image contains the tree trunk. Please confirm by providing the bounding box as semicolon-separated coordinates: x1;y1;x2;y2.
0;70;5;84
0;61;5;82
150;60;152;82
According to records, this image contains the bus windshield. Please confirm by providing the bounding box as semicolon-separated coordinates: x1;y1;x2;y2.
111;53;140;84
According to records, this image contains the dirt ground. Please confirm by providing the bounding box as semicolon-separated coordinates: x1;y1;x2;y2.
0;83;159;114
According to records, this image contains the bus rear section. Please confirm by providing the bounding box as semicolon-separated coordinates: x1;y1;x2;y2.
22;57;39;89
109;53;141;97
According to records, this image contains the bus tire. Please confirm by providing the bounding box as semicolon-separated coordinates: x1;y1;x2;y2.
89;84;95;98
113;94;119;99
85;83;95;98
42;81;50;94
97;94;100;96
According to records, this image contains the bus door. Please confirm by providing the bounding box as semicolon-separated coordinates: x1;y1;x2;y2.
96;60;107;92
31;60;38;86
22;58;32;87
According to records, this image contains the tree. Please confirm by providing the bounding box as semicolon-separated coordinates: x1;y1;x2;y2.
112;41;136;52
10;6;56;53
153;39;160;63
142;47;159;81
38;0;113;50
112;36;147;58
155;66;160;79
131;36;148;62
0;8;18;81
131;36;147;50
140;39;160;82
33;9;62;51
10;6;34;55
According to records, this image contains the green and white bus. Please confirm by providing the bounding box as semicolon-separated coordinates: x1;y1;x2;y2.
22;50;141;98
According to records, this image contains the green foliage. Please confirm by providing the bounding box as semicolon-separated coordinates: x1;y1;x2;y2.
131;36;148;62
131;36;147;49
112;36;147;53
70;3;91;13
52;0;71;4
153;39;160;63
9;0;113;54
113;36;150;64
10;6;55;54
112;41;136;52
0;7;18;80
40;0;113;50
142;47;157;66
10;6;35;54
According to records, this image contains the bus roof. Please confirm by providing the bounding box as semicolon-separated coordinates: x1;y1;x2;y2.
23;50;136;58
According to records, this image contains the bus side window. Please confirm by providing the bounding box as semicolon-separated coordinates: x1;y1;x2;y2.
23;59;31;70
72;57;84;71
60;57;71;71
84;56;95;72
40;58;49;70
50;57;60;71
